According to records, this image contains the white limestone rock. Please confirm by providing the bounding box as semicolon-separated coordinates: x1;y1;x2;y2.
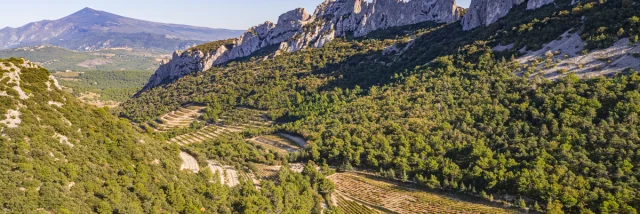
462;0;525;31
527;0;554;10
142;0;462;91
143;50;215;90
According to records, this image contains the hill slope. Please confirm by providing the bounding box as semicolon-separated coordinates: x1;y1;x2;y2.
0;58;330;213
0;8;244;52
124;0;640;212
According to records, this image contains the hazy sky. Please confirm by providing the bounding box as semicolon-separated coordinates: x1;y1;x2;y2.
0;0;472;30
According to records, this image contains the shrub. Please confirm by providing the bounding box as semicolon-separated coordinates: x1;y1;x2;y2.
559;68;569;74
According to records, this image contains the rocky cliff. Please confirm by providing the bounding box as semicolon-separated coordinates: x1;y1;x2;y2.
462;0;525;31
527;0;555;9
462;0;556;30
142;0;462;91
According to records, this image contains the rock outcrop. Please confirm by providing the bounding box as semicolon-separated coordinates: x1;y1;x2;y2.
462;0;556;30
462;0;525;31
143;50;218;90
527;0;554;10
142;0;462;91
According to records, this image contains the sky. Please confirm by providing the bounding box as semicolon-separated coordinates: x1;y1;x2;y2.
0;0;472;30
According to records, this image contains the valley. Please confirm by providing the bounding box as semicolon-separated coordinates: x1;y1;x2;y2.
0;46;168;71
144;103;517;213
0;0;639;213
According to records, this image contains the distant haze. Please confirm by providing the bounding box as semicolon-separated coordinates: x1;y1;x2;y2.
0;8;244;52
0;0;472;30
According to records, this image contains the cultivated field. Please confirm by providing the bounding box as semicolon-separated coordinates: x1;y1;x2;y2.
249;134;302;153
334;192;381;214
179;152;199;173
251;163;305;180
147;105;205;131
168;108;272;145
207;161;240;187
328;173;517;214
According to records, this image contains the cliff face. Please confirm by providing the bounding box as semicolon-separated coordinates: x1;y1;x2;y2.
143;50;212;90
527;0;554;10
142;0;462;91
462;0;525;31
462;0;556;30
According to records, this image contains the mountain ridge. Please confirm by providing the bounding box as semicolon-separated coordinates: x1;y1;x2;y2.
0;7;244;52
142;0;465;91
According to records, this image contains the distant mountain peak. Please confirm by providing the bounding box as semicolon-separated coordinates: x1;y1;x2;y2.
67;7;116;20
0;9;244;52
72;7;103;15
81;7;96;11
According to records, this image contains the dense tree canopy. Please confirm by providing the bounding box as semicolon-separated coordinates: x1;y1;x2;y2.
0;58;327;213
120;0;640;213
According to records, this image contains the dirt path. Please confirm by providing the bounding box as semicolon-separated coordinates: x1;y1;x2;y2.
179;152;199;173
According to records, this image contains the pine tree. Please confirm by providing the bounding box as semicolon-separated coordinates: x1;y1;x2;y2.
546;200;564;214
533;201;541;212
401;170;409;182
517;198;527;209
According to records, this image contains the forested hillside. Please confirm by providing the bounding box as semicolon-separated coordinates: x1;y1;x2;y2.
122;0;640;213
0;58;330;213
56;70;154;102
0;46;165;71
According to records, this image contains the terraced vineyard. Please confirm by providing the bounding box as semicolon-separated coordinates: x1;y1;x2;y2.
249;134;302;153
169;124;244;145
207;161;240;187
147;105;205;131
328;173;517;214
251;163;305;180
252;164;281;180
168;108;273;145
179;152;199;173
334;193;381;214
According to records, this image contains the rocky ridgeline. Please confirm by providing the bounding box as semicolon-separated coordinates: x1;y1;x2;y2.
462;0;555;30
527;0;555;10
142;0;462;90
143;0;556;91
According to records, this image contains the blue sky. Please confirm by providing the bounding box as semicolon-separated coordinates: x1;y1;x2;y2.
0;0;472;30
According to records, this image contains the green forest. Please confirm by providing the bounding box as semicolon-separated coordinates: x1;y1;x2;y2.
56;70;154;102
121;0;640;213
0;57;332;213
0;46;163;71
